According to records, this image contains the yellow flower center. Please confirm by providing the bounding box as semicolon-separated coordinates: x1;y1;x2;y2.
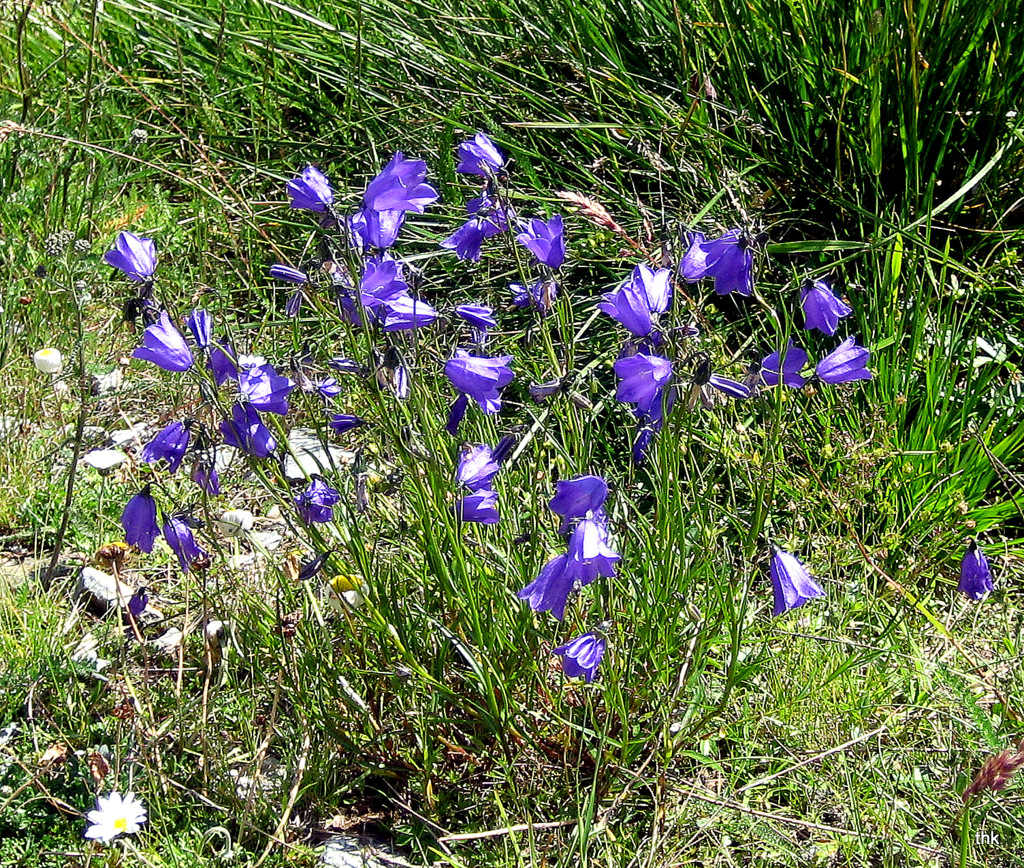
115;817;128;831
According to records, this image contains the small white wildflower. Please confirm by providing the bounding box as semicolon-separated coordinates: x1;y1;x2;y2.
84;790;147;843
33;348;63;375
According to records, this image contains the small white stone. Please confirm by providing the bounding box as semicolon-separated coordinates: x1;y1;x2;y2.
82;449;127;472
33;348;63;374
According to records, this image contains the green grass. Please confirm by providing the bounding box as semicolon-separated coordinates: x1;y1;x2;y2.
1;0;1024;866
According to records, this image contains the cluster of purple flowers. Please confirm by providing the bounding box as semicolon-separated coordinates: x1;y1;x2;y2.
453;437;514;525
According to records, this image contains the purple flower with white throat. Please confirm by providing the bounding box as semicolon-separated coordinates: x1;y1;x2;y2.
162;515;207;574
295;477;341;523
565;513;620;584
121;487;159;553
599;264;672;337
287;166;334;212
445;351;514;414
220;402;277;458
801;277;852;335
104;231;156;282
614;353;673;415
141;421;192;473
770;548;825;616
552;629;606;683
517;215;565;269
959;540;994;600
456;132;505;176
816;336;872;384
761;340;808;389
133;311;194;372
549;475;608;533
454;489;500;524
239;364;295;415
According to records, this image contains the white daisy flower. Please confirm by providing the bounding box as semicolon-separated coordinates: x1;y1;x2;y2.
84;791;147;843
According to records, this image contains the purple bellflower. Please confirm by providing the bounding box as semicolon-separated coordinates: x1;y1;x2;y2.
104;231;157;282
517;554;576;620
364;152;439;215
185;309;212;349
816;336;872;384
599;264;672;338
566;514;620;584
163;515;207;574
141;421;192;473
549;475;609;533
454;489;500;524
455;304;497;343
220;402;277;458
959;540;994;600
127;587;148;619
445;351;514;414
456;132;505;176
133;312;194;373
382;295;440;332
329;413;368;434
801;277;852;336
552;630;606;683
269;264;309;285
191;453;220;495
517;214;566;269
121;487;159;553
350;207;405;250
295;477;341;523
457;444;502;492
287;166;334;212
770;548;826;616
680;228;754;296
614;353;673;415
441;196;509;262
512;279;557;314
239;364;295;415
208;341;238;385
761;340;808;389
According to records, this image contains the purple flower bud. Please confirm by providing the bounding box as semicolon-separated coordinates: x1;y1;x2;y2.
287;166;334;212
329;357;366;376
516;214;565;269
678;230;709;282
816;336;872;384
104;231;156;282
454;489;500;524
121;487;159;553
162;515;207;573
549;475;609;532
761;340;808;389
208;341;238;385
220;402;277;458
440;219;491;262
141;421;191;473
269;264;309;285
185;309;212;349
800;278;852;336
133;312;194;372
191;453;220;495
552;630;606;683
770;549;825;616
127;586;149;618
445;393;470;436
456;132;505;176
959;540;994;600
295;477;341;523
329;413;368;434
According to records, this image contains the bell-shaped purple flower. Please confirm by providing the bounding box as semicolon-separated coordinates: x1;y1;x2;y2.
133;312;194;372
287;166;334;212
185;309;212;349
239;364;295;415
269;264;308;285
457;438;513;491
801;278;852;336
382;295;440;332
959;540;994;600
141;421;191;473
162;515;207;574
454;304;496;342
761;340;808;389
295;477;341;523
681;229;753;296
445;351;514;414
364;152;439;214
614;353;673;415
329;413;368;434
121;487;159;553
816;336;872;384
104;231;157;282
552;630;606;683
192;453;220;495
599;264;672;337
566;513;620;583
679;230;709;282
128;587;149;619
517;214;565;269
517;554;576;620
208;341;238;385
441;196;508;262
454;489;500;524
220;402;277;458
456;132;505;176
351;207;406;250
512;279;557;314
549;475;609;532
770;549;826;616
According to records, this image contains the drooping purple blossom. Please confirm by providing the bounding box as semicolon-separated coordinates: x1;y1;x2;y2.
141;421;192;473
350;207;405;250
457;442;511;491
614;353;673;415
599;264;672;338
511;279;557;314
680;228;754;296
295;477;341;523
121;487;159;553
191;453;220;495
329;413;368;434
517;554;576;620
687;358;750;408
517;214;565;269
801;278;852;336
364;152;439;215
959;540;994;600
565;514;620;584
678;230;709;282
382;295;440;332
454;489;500;524
208;341;238;385
455;304;497;343
185;309;212;349
815;336;872;384
770;549;826;616
761;340;808;389
445;351;514;414
162;515;208;574
287;166;334;212
552;630;606;683
549;475;608;533
219;402;277;458
133;312;194;372
441;196;509;261
104;231;157;282
127;587;148;619
456;132;505;176
239;365;295;415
